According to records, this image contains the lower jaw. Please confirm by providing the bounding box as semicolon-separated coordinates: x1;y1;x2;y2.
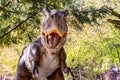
47;43;60;49
45;47;61;54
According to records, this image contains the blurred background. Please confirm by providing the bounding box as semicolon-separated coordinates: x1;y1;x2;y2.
0;0;120;80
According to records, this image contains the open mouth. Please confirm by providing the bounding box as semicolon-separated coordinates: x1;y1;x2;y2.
42;30;67;48
46;32;61;48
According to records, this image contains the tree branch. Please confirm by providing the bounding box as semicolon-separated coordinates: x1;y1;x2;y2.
107;19;120;30
0;11;40;39
115;25;120;30
107;19;120;25
104;6;120;30
104;5;120;19
0;7;24;13
2;1;12;7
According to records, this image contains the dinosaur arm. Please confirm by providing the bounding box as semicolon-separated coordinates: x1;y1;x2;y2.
60;48;75;80
16;42;40;80
59;48;68;73
15;45;36;80
25;43;40;78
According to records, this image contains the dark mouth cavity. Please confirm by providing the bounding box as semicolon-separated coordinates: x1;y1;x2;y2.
46;32;61;48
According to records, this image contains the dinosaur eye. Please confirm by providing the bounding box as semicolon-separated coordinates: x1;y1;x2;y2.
57;24;63;28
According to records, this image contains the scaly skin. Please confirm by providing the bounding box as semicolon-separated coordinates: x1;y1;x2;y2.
15;8;74;80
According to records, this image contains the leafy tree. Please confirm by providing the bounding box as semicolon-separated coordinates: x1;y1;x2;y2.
0;0;120;80
0;0;109;46
0;0;62;46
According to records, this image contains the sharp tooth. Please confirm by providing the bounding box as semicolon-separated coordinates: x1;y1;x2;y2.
58;33;62;37
56;44;60;48
46;29;63;37
47;44;50;47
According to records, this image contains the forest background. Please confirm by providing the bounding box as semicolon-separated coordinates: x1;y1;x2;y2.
0;0;120;80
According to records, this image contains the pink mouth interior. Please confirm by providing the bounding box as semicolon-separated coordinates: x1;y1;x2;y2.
46;33;61;48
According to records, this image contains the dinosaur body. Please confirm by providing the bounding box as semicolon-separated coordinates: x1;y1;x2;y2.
14;8;71;80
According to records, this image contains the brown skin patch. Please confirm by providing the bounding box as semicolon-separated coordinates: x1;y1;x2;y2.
47;67;64;80
14;66;32;80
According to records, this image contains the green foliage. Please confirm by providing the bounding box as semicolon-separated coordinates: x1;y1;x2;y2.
0;0;62;46
65;24;120;79
0;0;120;79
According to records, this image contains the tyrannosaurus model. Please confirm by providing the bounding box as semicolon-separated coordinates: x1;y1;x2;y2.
14;8;74;80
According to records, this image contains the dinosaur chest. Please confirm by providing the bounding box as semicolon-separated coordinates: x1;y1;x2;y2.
38;54;60;79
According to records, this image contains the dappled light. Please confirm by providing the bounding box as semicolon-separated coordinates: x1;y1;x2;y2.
0;0;120;80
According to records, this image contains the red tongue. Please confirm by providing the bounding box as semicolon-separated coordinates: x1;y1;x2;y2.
47;33;61;48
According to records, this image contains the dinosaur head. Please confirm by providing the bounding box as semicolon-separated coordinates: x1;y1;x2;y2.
40;8;68;53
